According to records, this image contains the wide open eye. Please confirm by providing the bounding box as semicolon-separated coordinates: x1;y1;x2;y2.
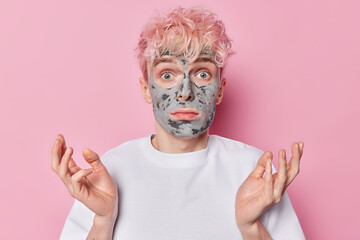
161;72;174;80
196;71;210;80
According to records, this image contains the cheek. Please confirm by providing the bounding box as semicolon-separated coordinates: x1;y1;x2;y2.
151;87;177;112
195;86;219;110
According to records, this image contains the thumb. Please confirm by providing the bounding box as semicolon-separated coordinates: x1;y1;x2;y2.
82;148;106;172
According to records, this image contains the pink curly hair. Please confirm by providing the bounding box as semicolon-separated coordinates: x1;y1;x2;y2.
135;6;235;82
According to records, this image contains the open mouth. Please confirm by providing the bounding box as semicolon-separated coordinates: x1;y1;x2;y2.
170;108;201;121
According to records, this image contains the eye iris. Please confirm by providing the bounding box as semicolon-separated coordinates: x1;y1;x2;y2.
163;73;171;80
200;72;208;78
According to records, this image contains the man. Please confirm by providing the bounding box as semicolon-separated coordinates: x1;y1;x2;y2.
51;6;305;240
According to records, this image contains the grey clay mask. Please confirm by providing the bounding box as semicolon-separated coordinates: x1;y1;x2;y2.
149;54;220;138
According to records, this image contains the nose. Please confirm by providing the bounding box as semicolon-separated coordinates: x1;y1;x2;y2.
177;77;194;101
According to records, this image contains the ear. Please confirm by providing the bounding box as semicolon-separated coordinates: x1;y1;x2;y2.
216;78;226;105
139;76;152;104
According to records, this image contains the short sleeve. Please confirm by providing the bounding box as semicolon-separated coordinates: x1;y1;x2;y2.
59;199;95;239
260;192;305;240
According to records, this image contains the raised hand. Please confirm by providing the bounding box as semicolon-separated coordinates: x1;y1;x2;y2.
235;142;304;231
51;134;118;223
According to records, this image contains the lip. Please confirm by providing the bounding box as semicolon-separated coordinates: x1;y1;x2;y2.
170;108;201;121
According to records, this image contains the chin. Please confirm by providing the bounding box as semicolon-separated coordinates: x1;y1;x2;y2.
168;126;207;138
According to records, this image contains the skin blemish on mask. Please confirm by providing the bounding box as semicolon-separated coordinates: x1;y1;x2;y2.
199;86;207;94
157;103;160;109
151;84;156;89
199;100;204;104
192;129;199;135
168;119;191;129
162;94;169;100
198;111;215;133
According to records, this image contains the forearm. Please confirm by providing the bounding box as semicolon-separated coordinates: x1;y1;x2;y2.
238;218;272;240
86;215;116;240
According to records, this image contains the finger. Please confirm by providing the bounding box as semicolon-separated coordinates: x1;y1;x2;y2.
286;143;301;187
82;148;106;172
58;147;73;186
271;172;278;182
71;168;94;196
250;151;273;178
57;134;67;156
51;137;62;170
299;142;304;158
274;149;287;200
68;157;81;175
264;158;274;204
58;140;81;175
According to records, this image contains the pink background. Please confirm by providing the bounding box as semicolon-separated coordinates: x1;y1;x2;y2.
1;0;359;239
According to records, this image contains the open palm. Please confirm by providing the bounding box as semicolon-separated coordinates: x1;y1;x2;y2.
235;142;304;229
51;134;118;220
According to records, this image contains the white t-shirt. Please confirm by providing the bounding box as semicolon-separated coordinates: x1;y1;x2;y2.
60;134;305;239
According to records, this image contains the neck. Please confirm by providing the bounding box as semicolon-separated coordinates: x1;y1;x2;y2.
151;121;209;154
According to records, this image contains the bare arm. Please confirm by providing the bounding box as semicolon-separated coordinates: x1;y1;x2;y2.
238;218;272;240
86;215;116;240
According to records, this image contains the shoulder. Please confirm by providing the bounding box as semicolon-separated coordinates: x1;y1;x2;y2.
209;135;266;182
210;134;264;159
210;135;278;175
99;136;147;168
101;136;145;157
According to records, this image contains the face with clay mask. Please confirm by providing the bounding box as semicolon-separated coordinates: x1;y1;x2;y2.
148;52;221;138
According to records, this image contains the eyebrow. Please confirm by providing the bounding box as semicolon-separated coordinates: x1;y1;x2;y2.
192;57;216;65
153;57;178;67
153;56;216;68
